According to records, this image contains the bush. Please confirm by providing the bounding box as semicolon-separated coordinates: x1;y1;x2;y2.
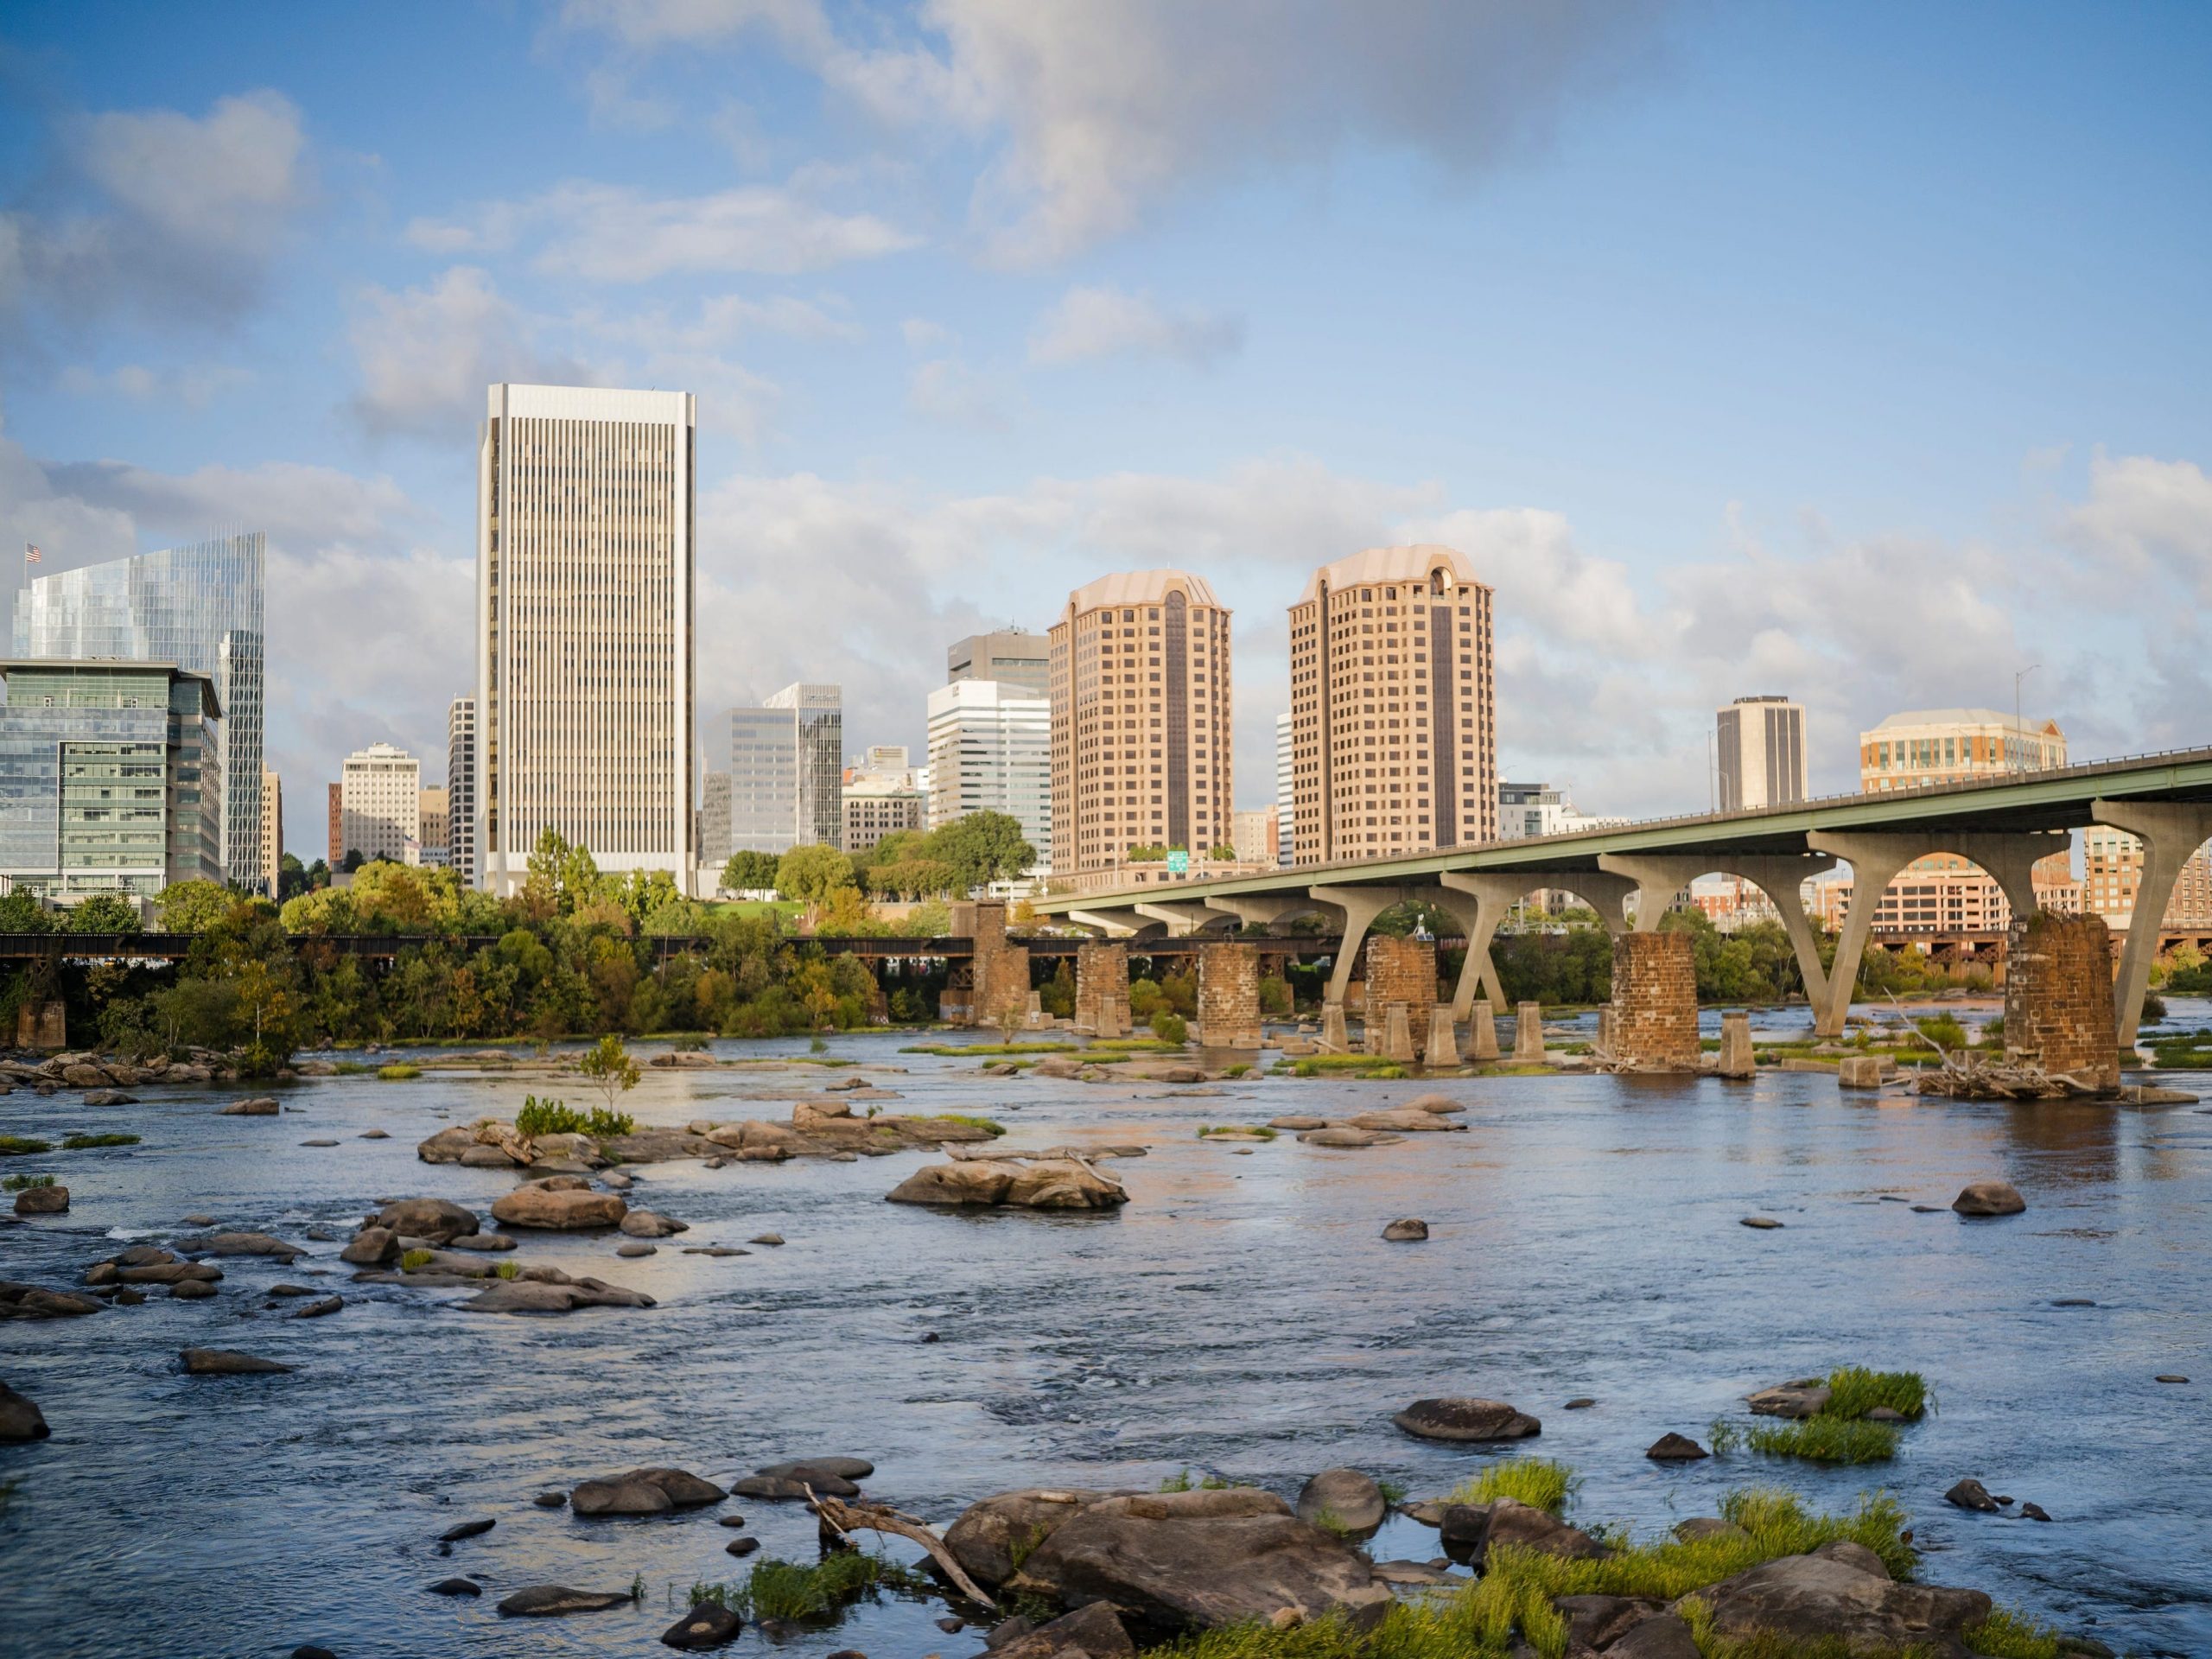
513;1094;634;1138
1150;1009;1189;1045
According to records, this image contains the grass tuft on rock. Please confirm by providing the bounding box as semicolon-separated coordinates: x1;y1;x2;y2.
1198;1124;1277;1141
398;1248;435;1271
923;1113;1007;1136
1824;1366;1931;1421
3;1172;56;1190
687;1550;931;1621
1159;1469;1234;1492
513;1095;633;1138
375;1064;423;1081
1711;1414;1901;1465
0;1135;53;1155
899;1041;1078;1057
1291;1056;1409;1079
1441;1457;1579;1516
62;1132;140;1150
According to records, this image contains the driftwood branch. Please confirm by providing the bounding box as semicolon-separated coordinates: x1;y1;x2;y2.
807;1488;996;1608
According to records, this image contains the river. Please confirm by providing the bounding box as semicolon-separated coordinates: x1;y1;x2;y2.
3;1003;2208;1658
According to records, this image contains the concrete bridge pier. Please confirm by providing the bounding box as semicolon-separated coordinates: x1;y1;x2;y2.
1599;851;1839;1025
2092;799;2212;1044
1073;941;1131;1037
1426;1004;1461;1065
1197;942;1262;1047
1468;998;1500;1060
1308;883;1420;1041
1135;899;1236;938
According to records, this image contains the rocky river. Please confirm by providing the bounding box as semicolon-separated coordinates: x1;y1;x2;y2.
2;1004;2209;1657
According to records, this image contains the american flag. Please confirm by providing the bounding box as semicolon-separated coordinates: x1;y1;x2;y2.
22;544;38;563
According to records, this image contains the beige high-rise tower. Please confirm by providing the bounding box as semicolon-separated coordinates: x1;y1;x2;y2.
1049;570;1232;874
477;384;696;894
1287;544;1496;865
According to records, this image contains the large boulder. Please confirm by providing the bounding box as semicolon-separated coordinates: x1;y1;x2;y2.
1440;1498;1605;1568
1688;1545;1990;1656
887;1160;1014;1206
887;1159;1128;1211
461;1277;655;1313
1006;1487;1392;1637
1392;1397;1541;1442
619;1209;689;1238
376;1198;480;1243
13;1185;67;1217
1746;1380;1830;1419
181;1348;293;1376
340;1226;399;1266
180;1231;304;1261
661;1601;745;1649
572;1466;724;1516
491;1179;627;1230
1297;1128;1400;1148
1348;1110;1465;1134
496;1585;636;1617
1398;1093;1465;1115
0;1381;49;1441
1952;1180;2025;1217
994;1601;1135;1659
416;1126;480;1163
1294;1467;1386;1535
221;1097;279;1116
947;1488;1126;1587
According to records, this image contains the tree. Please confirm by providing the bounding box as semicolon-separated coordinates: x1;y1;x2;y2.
577;1033;640;1115
302;856;330;892
721;849;780;894
277;852;310;904
67;893;143;934
776;843;856;906
340;849;366;874
157;880;238;933
928;811;1034;890
0;891;52;934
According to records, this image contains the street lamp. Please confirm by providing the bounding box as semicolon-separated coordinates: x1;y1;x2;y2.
2013;664;2040;772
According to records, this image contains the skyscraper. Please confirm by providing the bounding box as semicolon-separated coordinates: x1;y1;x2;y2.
927;678;1051;871
259;768;283;899
446;696;476;888
1274;709;1294;867
948;629;1052;696
476;384;695;895
1716;696;1808;811
13;533;265;890
1287;544;1495;865
711;684;844;855
1047;569;1232;874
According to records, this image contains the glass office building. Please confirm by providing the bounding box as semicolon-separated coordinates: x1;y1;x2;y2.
711;684;844;856
12;534;264;890
0;660;224;902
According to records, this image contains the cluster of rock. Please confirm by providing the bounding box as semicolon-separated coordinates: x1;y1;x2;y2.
887;1155;1128;1211
0;1049;223;1097
416;1096;1004;1171
1025;1054;1214;1085
338;1192;655;1313
1262;1091;1467;1148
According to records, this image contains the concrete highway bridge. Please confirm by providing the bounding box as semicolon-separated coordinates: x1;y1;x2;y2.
1030;744;2212;1052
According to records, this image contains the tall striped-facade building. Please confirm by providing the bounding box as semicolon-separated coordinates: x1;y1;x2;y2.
1287;544;1496;865
1048;570;1232;875
476;384;696;894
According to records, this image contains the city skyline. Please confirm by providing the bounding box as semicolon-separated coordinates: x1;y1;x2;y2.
0;5;2205;859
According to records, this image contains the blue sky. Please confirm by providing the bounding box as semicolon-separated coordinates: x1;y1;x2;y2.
3;1;2209;855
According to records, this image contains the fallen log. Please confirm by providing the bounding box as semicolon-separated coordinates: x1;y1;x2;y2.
807;1489;995;1608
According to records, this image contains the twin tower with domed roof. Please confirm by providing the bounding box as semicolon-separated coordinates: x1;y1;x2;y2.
1046;547;1495;879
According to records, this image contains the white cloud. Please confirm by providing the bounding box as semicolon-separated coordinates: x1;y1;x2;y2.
346;267;590;437
907;357;1017;429
1;89;312;330
900;316;950;351
58;361;252;407
1027;283;1243;367
558;0;832;54
2066;451;2212;597
405;181;918;283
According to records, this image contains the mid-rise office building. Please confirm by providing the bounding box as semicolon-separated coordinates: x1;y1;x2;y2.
340;741;422;865
327;783;341;867
842;744;927;854
446;696;477;888
259;768;282;899
711;683;843;856
949;629;1052;696
1498;781;1630;840
418;785;451;868
699;772;732;869
1231;808;1279;865
477;384;695;895
1274;709;1294;866
1716;696;1808;811
928;678;1051;872
13;533;265;891
2083;826;2212;931
1287;544;1495;865
1048;569;1231;874
0;659;223;904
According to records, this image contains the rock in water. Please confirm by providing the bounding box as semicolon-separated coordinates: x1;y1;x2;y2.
572;1467;725;1515
439;1517;495;1542
756;1456;874;1482
1006;1487;1391;1637
1392;1397;1541;1442
1945;1478;2000;1512
1294;1467;1386;1534
1746;1379;1831;1419
180;1348;293;1375
294;1297;344;1319
1381;1218;1428;1242
0;1381;50;1441
619;1209;688;1238
221;1097;279;1116
1952;1180;2026;1217
1691;1547;1989;1653
1646;1433;1709;1461
491;1179;627;1230
946;1488;1124;1587
375;1198;480;1243
1440;1498;1606;1568
992;1602;1135;1658
428;1578;481;1596
13;1185;67;1217
340;1227;399;1266
1606;1612;1701;1658
662;1602;745;1649
887;1158;1128;1211
496;1585;637;1617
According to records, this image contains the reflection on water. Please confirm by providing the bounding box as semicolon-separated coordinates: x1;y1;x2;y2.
1;1020;2208;1658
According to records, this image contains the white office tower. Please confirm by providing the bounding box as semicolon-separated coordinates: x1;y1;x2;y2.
927;678;1052;874
1716;696;1808;811
476;385;696;894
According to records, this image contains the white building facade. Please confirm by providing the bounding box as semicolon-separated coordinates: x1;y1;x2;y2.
340;741;422;865
927;678;1051;874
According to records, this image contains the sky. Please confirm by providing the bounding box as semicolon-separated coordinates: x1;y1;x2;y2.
2;0;2209;859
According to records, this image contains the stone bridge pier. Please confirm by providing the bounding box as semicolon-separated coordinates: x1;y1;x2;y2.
1197;941;1262;1048
1363;934;1437;1063
1073;941;1131;1038
2005;912;2121;1090
1606;930;1700;1071
951;899;1031;1029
